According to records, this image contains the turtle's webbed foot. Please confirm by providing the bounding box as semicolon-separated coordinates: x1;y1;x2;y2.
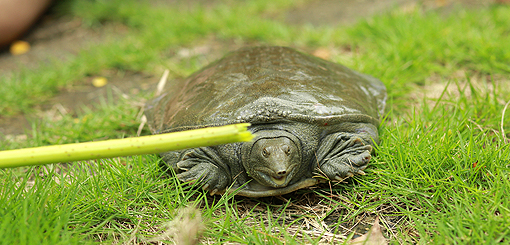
176;157;229;195
317;134;373;181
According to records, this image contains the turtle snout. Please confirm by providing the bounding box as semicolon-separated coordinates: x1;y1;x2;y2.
272;169;288;181
276;169;287;176
270;165;294;186
271;161;290;178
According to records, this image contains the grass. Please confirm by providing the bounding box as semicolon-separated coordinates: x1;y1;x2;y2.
1;0;510;244
374;81;510;243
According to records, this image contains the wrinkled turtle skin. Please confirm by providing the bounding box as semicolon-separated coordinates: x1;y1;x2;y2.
145;46;386;197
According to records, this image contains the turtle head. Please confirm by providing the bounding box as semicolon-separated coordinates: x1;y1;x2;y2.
242;130;302;188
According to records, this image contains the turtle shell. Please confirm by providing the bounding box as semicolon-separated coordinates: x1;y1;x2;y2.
145;46;386;134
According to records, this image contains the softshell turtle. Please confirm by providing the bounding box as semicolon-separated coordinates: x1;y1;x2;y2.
145;46;386;197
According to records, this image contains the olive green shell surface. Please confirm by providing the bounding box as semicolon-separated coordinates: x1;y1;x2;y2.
145;46;386;134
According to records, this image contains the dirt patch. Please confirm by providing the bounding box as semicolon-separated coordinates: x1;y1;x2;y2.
0;13;128;137
0;73;158;138
0;0;502;138
414;73;509;106
286;0;412;26
200;187;411;243
0;17;122;73
285;0;496;26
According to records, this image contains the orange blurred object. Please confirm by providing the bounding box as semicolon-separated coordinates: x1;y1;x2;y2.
9;40;31;55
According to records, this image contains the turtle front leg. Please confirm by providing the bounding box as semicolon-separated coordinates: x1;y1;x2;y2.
316;132;374;181
166;147;231;195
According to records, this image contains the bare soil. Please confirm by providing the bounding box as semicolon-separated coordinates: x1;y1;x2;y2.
0;0;497;137
285;0;492;26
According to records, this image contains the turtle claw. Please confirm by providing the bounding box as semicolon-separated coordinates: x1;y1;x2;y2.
210;189;219;196
176;160;191;171
175;158;230;194
317;134;374;182
334;176;346;182
333;171;355;182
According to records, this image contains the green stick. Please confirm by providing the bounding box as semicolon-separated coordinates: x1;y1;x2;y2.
0;123;252;168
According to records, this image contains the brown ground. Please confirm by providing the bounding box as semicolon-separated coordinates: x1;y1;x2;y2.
0;0;496;137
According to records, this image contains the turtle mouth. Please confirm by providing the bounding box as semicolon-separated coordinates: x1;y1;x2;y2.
257;173;289;188
271;175;287;186
254;165;296;188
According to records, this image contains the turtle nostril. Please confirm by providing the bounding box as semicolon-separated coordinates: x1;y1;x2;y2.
277;170;287;176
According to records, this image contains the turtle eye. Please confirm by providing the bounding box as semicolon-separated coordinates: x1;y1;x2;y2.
282;144;290;155
262;147;270;157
